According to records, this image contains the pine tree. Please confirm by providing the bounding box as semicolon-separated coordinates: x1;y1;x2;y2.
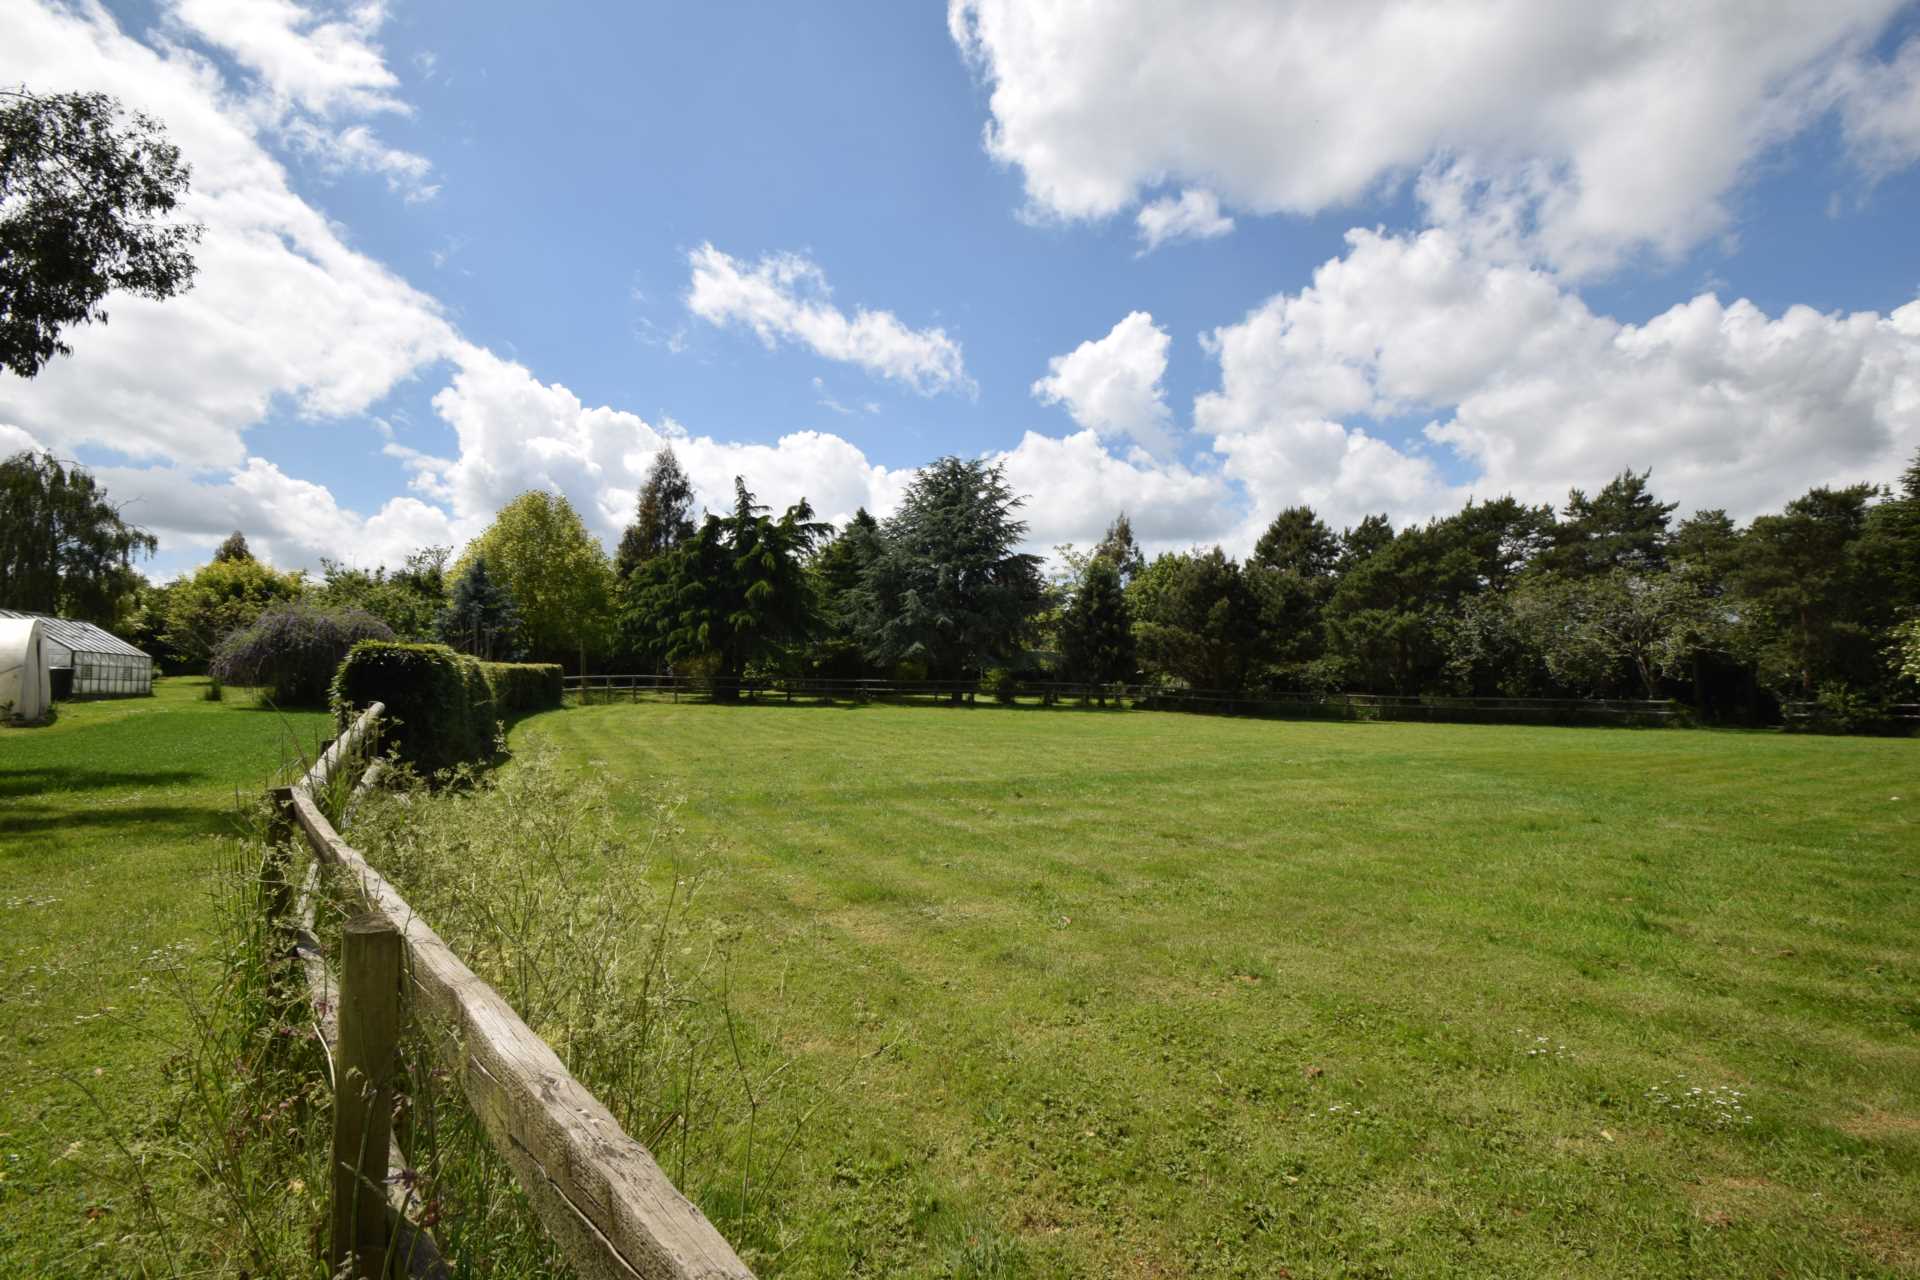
1544;469;1677;576
855;457;1045;693
1060;557;1135;684
438;558;523;661
1091;511;1146;584
212;530;253;562
643;478;828;695
615;446;697;579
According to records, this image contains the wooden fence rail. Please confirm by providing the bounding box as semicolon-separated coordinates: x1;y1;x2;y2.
562;673;1682;723
270;703;754;1280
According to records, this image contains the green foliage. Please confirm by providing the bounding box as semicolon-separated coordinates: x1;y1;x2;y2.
1728;484;1883;698
633;479;829;690
208;601;393;706
484;660;564;711
1893;616;1920;686
1059;557;1134;683
1130;547;1263;691
331;640;497;774
211;530;251;562
805;508;884;677
1508;567;1726;698
0;88;202;378
856;456;1045;683
1541;468;1676;577
982;665;1020;703
615;445;698;580
0;449;156;624
455;491;613;666
1251;505;1340;580
1808;681;1882;733
1090;511;1145;584
162;555;304;668
1322;524;1478;693
307;546;448;640
438;556;524;659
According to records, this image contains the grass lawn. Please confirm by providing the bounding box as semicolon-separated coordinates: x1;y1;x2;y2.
514;700;1920;1278
0;679;331;1277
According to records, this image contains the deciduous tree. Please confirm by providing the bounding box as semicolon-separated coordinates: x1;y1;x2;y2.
1;89;202;378
455;491;613;670
0;450;155;625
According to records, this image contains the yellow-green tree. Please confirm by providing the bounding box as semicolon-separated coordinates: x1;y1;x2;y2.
161;555;304;668
454;491;612;671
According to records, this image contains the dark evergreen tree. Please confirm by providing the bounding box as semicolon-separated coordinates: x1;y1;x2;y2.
1248;506;1342;679
1253;506;1339;580
855;457;1045;694
642;478;828;696
1543;469;1676;577
1338;513;1394;571
0;450;155;624
615;446;697;580
212;530;253;563
438;557;524;661
807;508;884;677
1060;557;1135;685
1434;496;1557;591
1131;548;1264;691
1091;511;1146;584
1322;523;1480;693
1728;484;1883;698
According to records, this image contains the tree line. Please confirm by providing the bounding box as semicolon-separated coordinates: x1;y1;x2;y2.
4;443;1918;721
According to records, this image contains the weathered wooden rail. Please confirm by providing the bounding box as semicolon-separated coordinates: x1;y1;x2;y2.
564;673;1683;724
268;703;754;1280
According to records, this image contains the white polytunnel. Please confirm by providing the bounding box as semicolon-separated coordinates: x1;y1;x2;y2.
0;610;153;700
0;615;53;722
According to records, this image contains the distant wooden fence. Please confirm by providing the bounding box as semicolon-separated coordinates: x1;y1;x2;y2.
563;674;1682;726
265;703;754;1280
1783;701;1920;732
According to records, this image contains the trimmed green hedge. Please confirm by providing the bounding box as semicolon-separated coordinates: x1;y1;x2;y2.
485;661;565;712
331;642;562;774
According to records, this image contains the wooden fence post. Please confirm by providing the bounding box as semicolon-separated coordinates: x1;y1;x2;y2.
331;914;403;1280
264;785;298;933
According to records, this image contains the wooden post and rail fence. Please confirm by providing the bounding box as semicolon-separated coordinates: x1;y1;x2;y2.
264;702;755;1279
561;672;1688;725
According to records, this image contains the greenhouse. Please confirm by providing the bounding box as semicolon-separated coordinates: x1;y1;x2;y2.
0;610;153;699
0;615;52;722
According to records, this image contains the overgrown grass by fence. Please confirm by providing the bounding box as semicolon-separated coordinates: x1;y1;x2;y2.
564;674;1684;727
268;703;755;1279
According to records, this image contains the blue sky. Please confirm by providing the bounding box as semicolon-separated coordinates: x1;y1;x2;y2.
4;0;1920;578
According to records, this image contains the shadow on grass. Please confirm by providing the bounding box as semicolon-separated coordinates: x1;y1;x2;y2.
0;801;240;846
0;765;206;801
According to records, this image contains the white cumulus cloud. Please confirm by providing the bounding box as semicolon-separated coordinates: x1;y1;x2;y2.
1135;189;1234;252
166;0;435;199
1197;226;1920;534
686;244;972;395
0;0;457;468
1031;311;1177;455
950;0;1918;275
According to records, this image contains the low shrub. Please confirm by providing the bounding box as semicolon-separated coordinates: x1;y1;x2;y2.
482;661;564;711
982;666;1020;704
331;641;494;774
211;603;393;706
